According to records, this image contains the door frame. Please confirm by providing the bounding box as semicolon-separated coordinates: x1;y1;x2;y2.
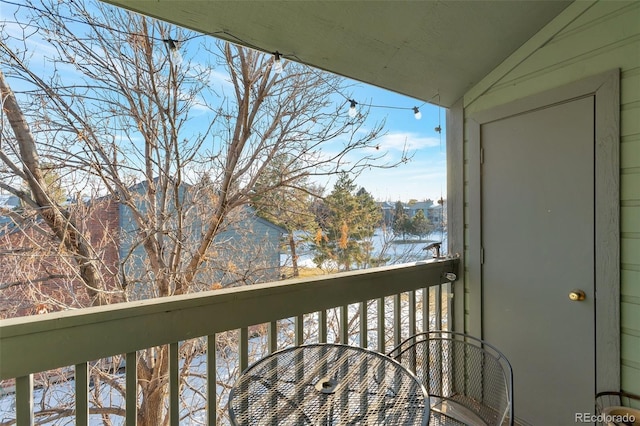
466;69;620;394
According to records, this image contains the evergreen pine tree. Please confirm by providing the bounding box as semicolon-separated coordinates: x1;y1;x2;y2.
311;172;381;271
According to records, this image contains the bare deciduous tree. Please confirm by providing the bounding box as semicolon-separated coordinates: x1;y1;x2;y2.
0;0;406;424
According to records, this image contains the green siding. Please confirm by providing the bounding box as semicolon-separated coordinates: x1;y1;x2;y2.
622;106;640;137
622;333;640;356
622;302;640;332
621;139;640;170
621;69;640;105
622;238;640;266
622;270;640;298
463;0;640;395
622;206;640;238
622;173;640;201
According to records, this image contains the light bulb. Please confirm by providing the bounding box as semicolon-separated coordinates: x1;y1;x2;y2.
164;39;182;64
171;49;183;65
413;107;422;120
348;100;357;118
273;51;283;74
165;39;177;50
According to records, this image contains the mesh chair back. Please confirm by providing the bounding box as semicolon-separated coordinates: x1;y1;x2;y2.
388;331;514;426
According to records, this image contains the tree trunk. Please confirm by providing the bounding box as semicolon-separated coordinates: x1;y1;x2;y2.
0;71;107;305
136;346;170;426
289;232;299;277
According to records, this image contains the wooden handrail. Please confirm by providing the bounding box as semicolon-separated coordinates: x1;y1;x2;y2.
1;259;458;381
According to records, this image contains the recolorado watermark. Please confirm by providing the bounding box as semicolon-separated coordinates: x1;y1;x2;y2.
575;412;636;423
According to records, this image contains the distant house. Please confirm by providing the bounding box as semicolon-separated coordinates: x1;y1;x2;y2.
405;200;434;218
0;197;121;318
117;180;285;298
0;183;284;317
0;194;20;209
119;202;286;298
377;201;396;226
0;194;20;227
413;201;446;231
377;199;447;231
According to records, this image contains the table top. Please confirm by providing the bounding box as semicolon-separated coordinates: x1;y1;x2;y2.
228;343;429;426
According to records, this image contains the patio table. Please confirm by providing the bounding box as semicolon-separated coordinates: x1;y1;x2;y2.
228;343;429;425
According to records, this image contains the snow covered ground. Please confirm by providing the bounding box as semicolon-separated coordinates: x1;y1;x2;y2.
281;229;448;269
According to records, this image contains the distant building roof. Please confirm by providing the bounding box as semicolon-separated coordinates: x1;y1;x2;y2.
377;201;396;209
408;201;434;210
0;195;20;209
0;195;21;229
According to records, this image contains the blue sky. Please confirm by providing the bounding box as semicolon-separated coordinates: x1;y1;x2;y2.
193;54;448;202
335;84;446;202
1;0;447;203
187;50;448;202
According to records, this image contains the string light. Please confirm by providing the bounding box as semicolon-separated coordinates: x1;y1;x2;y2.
163;38;178;50
286;53;440;120
348;100;358;118
3;0;444;122
273;51;283;74
163;38;182;63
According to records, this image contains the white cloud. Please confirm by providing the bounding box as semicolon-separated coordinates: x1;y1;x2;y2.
208;69;233;89
186;61;232;90
375;132;440;152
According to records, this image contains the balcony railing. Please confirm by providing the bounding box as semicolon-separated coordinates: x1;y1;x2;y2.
0;258;459;425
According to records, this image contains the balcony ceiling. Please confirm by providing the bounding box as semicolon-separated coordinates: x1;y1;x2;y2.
101;0;572;108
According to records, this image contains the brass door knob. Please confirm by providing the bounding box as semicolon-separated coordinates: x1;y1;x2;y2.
569;289;586;301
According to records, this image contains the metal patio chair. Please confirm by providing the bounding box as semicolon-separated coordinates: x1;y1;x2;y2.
388;330;514;426
595;391;640;426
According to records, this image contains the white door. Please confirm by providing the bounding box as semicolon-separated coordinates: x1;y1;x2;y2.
481;96;595;424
